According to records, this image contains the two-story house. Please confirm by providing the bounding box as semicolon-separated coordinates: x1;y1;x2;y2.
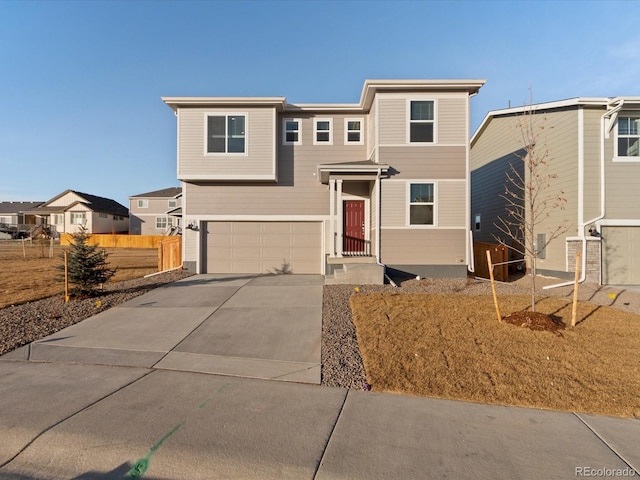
471;97;640;286
163;79;485;283
129;187;182;235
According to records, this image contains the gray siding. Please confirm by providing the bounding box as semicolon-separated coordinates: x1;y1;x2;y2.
381;229;466;265
178;107;276;180
583;106;605;222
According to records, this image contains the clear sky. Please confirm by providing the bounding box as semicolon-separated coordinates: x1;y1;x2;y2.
1;0;639;207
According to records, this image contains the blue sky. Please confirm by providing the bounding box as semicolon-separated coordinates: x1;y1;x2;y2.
1;0;639;207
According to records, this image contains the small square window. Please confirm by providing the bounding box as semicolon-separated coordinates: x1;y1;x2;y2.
168;199;177;208
314;118;332;145
283;119;301;145
137;199;148;208
345;118;363;144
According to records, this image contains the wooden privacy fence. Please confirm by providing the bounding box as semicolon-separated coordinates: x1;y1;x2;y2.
158;236;182;271
473;241;508;282
60;234;172;249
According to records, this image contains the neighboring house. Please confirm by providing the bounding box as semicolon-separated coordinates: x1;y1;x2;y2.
129;187;182;235
162;79;485;282
471;97;640;285
24;189;129;235
0;201;44;238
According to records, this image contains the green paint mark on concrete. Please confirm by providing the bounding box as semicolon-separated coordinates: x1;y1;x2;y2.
126;383;230;478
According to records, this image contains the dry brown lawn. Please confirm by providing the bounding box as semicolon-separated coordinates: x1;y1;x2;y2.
351;292;640;418
0;240;158;308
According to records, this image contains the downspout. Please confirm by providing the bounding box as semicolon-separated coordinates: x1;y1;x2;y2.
543;102;616;289
467;91;478;273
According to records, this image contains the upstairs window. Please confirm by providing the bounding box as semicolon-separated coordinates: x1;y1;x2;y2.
207;114;246;154
168;199;178;208
409;183;435;225
314;118;332;145
617;117;639;157
137;199;148;208
409;100;435;143
283;119;301;145
345;118;363;144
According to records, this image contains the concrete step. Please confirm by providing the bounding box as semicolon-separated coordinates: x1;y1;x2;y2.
325;263;384;285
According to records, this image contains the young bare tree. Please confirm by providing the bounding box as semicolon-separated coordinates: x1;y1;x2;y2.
494;91;570;312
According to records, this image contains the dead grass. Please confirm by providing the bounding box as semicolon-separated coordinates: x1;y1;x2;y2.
350;293;640;418
0;240;158;308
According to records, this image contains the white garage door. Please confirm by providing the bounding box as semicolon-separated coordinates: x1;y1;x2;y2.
602;226;640;285
204;221;322;274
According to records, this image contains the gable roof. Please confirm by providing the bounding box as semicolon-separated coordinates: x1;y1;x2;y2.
130;187;182;199
0;201;45;214
38;190;129;217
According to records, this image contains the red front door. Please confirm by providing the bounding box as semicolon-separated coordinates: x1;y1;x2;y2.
343;200;365;253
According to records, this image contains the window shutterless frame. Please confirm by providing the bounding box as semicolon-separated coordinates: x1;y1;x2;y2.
615;116;640;160
137;199;148;208
205;113;248;155
407;100;436;144
313;118;333;145
344;118;364;145
282;118;302;145
407;182;436;226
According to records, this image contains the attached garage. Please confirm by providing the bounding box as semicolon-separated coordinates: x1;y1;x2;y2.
203;221;323;274
602;226;640;285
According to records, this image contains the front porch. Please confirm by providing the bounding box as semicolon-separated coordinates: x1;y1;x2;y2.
318;160;389;285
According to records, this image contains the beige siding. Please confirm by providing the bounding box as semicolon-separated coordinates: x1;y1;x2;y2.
368;101;376;161
184;227;198;264
605;109;640;219
602;226;640;284
178;107;276;180
378;98;405;144
438;97;467;144
380;181;406;227
379;146;466;179
583;106;605;221
48;192;84;207
381;229;466;264
184;114;367;216
437;181;466;227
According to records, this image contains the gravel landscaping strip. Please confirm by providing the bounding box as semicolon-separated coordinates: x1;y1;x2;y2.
0;270;194;356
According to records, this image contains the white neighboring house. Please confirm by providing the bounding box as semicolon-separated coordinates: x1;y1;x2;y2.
24;190;129;235
129;187;182;235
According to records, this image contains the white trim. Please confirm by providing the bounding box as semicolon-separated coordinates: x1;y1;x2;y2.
329;179;336;257
379;143;466;148
336;180;343;257
381;226;467;230
374;97;379;163
578;107;584;227
406;181;437;227
203;112;249;156
566;236;601;241
181;181;186;264
385;178;465;183
344;117;364;145
178;174;277;181
406;98;437;145
597;219;640;226
375;173;381;262
313;117;333;145
184;215;329;222
176;107;181;180
282;118;302;145
612;157;640;162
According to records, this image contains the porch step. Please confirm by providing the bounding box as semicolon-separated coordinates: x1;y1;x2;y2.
325;263;384;285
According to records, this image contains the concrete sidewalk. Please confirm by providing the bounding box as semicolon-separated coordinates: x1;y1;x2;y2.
0;274;638;479
0;364;638;479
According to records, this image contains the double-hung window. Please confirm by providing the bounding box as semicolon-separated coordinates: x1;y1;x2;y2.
617;117;640;158
283;119;301;145
314;118;332;145
345;118;363;144
409;100;435;143
137;199;148;208
207;114;246;154
409;183;435;225
168;199;177;208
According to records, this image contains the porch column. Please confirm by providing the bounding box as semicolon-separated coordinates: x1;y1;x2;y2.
329;179;336;257
336;179;343;257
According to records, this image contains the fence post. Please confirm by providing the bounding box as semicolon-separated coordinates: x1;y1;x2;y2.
486;250;502;322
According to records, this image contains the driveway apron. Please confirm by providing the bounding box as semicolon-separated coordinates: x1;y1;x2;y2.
24;274;323;384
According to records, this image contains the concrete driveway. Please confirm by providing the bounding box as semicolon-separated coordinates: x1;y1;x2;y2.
7;274;323;384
